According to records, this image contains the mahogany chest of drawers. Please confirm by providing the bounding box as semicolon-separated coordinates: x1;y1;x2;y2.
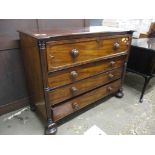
19;27;133;134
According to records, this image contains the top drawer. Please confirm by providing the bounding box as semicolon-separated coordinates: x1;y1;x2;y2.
46;35;131;71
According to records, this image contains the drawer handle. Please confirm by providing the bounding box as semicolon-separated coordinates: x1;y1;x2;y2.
70;86;78;95
70;71;78;79
126;41;130;46
108;73;114;79
113;42;120;50
107;86;113;92
110;61;116;67
70;48;79;58
72;102;80;111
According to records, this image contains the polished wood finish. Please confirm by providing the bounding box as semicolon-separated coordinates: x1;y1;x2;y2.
19;28;132;40
53;80;121;121
19;33;47;119
48;55;126;88
48;68;122;105
46;36;130;71
19;27;133;134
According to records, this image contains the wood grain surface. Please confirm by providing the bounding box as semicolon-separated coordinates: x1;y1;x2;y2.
53;79;121;121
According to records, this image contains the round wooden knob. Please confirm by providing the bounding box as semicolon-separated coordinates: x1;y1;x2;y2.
110;61;115;67
113;42;120;50
108;73;114;79
70;49;79;58
70;71;78;79
72;102;80;111
107;86;113;92
70;86;78;95
126;41;130;46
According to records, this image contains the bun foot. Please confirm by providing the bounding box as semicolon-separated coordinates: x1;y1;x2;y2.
45;121;57;135
30;105;36;112
115;90;124;98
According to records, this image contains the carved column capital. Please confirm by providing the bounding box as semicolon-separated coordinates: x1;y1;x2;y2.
38;41;46;50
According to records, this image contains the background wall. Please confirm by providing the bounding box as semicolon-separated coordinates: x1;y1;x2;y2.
0;19;86;115
102;19;155;33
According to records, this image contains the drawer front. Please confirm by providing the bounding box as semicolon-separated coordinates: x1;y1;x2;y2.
52;79;121;121
48;55;126;89
48;67;122;106
46;36;130;71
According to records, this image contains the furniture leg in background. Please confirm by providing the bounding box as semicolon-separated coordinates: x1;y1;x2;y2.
127;38;155;103
140;76;153;103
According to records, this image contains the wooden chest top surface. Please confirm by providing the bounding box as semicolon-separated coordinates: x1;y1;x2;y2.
18;26;133;40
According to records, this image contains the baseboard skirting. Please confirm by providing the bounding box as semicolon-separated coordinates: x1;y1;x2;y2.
0;97;29;116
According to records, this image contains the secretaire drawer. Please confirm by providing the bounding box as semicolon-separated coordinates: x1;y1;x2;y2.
48;55;126;89
48;67;122;106
46;36;130;71
52;79;121;121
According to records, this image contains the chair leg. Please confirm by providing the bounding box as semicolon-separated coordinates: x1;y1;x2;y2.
139;76;151;103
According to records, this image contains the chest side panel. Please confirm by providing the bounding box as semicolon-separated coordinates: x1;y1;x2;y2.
20;33;47;119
